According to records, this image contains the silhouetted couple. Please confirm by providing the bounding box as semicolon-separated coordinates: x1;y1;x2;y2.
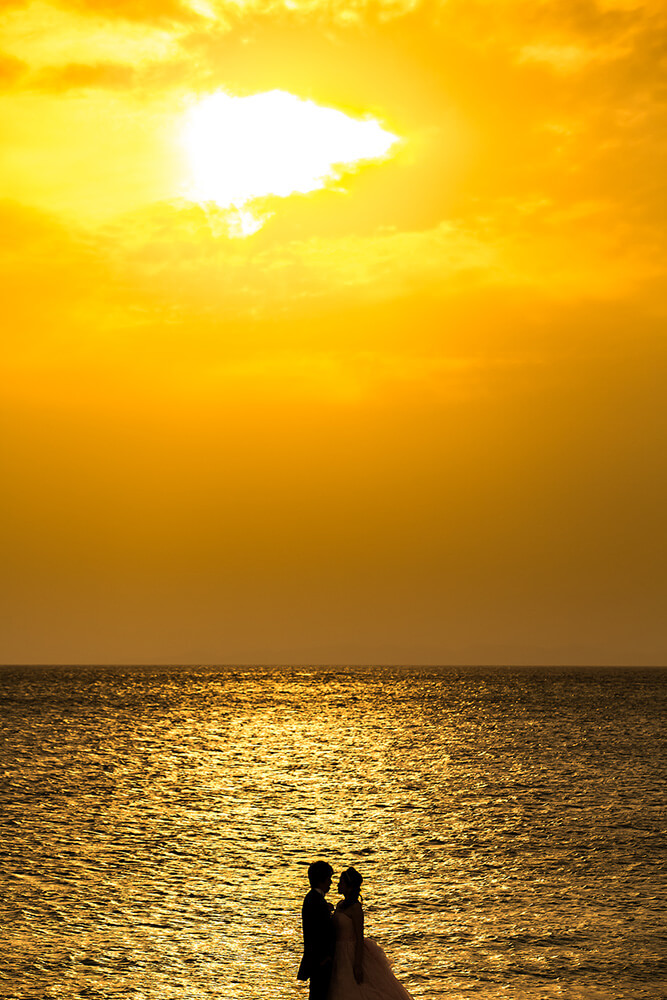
298;861;415;1000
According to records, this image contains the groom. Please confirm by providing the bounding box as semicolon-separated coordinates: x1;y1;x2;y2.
297;860;335;1000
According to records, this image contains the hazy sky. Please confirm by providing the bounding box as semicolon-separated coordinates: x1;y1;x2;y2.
1;0;666;664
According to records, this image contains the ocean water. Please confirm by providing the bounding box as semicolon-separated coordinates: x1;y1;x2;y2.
0;665;665;1000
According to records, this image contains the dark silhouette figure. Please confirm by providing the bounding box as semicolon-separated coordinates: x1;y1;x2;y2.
298;860;336;1000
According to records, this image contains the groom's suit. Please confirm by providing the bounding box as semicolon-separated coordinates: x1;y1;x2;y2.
297;888;335;1000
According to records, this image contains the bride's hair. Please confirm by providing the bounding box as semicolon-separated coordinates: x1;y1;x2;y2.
340;866;363;908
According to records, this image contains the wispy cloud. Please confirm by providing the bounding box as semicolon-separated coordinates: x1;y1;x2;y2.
33;60;137;90
0;51;27;88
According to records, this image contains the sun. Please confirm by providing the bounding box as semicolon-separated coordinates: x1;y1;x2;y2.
181;90;400;236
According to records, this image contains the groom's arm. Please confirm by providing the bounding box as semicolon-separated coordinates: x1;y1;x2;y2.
312;897;334;965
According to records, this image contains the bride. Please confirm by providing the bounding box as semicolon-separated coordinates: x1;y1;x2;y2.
328;867;416;1000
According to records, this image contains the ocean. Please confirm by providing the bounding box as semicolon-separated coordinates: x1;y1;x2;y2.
1;665;665;999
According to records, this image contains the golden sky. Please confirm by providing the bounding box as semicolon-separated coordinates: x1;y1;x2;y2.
2;0;666;664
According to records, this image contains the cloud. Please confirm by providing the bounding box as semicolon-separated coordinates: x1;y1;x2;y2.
42;0;199;24
92;192;663;337
2;0;665;307
4;190;664;412
33;59;136;90
0;200;133;375
70;0;199;23
0;2;183;71
0;50;27;87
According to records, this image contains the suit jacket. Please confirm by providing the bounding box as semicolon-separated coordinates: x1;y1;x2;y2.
297;889;335;981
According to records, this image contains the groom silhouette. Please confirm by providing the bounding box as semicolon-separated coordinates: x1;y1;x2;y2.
297;860;335;1000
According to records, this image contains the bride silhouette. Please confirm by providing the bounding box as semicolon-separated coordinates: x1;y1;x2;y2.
328;867;415;1000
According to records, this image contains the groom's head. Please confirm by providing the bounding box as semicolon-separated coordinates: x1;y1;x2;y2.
308;860;334;893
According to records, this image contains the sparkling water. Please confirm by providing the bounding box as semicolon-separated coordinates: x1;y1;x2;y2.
1;665;665;999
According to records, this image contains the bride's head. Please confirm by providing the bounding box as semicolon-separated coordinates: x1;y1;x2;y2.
338;866;363;907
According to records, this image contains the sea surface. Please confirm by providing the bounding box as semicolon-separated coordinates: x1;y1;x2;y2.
0;665;665;1000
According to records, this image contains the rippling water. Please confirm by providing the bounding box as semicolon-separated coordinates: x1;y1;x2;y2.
1;665;665;1000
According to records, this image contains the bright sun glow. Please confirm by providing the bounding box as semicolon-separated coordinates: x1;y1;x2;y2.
182;90;400;236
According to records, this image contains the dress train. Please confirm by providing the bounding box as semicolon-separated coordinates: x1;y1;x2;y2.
328;910;415;1000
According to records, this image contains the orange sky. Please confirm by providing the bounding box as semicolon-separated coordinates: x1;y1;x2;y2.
2;0;666;664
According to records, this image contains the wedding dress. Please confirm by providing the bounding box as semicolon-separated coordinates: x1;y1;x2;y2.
328;909;416;1000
